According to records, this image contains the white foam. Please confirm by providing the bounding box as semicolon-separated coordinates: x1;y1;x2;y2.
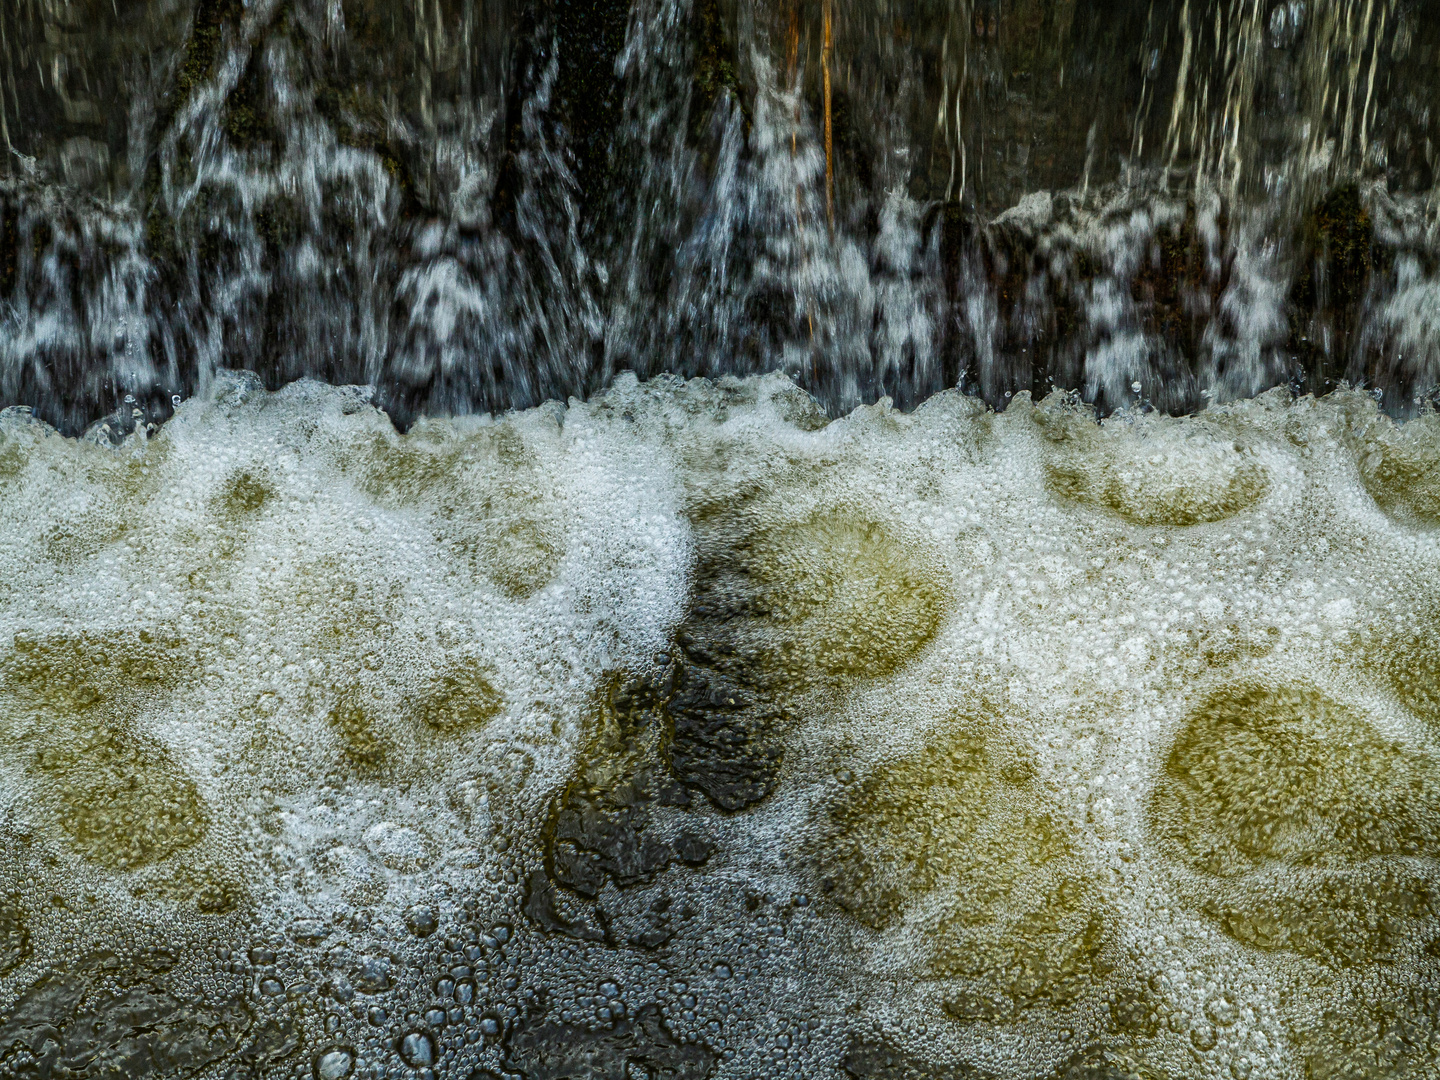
0;371;1436;1079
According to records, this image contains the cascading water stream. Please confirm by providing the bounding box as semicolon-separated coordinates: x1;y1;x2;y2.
0;0;1436;432
1;4;1439;1080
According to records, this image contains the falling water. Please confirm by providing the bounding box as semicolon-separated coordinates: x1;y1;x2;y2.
1;3;1439;1079
0;0;1436;432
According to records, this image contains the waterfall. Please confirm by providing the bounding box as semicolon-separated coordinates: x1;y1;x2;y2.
0;0;1435;432
1;4;1439;1079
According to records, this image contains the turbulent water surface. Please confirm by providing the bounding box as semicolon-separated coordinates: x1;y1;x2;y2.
0;372;1438;1078
2;0;1440;1077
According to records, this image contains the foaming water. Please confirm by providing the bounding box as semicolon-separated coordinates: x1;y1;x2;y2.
0;371;1437;1078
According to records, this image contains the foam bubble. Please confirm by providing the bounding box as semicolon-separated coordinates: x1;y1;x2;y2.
0;372;1435;1078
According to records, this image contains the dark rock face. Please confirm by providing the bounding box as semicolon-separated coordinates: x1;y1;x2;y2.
662;661;783;813
529;672;722;946
504;1004;717;1080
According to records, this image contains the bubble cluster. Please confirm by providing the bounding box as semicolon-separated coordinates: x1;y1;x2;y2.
0;373;1436;1078
1038;398;1274;527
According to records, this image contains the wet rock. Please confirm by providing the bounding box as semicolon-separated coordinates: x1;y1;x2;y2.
539;674;719;914
232;1018;303;1075
521;870;606;944
1288;184;1387;392
549;801;676;897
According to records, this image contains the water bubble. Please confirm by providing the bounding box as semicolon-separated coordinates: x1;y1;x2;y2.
354;956;392;993
1206;992;1240;1027
399;1032;435;1067
404;905;438;938
315;1049;355;1080
290;919;331;946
